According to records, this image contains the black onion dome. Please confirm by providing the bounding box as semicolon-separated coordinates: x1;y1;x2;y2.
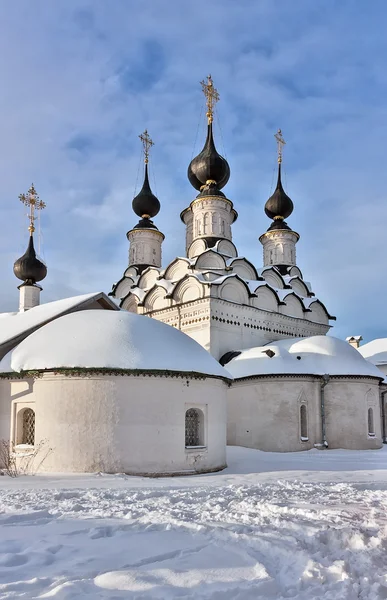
13;235;47;284
132;163;160;219
265;163;294;220
188;123;230;191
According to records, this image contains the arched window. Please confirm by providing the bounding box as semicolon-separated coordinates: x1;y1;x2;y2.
212;213;217;234
22;408;35;446
185;408;204;447
203;213;209;234
368;407;375;436
300;404;308;440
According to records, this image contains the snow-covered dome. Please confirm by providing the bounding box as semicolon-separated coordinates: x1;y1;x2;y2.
0;310;230;379
225;335;384;379
357;338;387;366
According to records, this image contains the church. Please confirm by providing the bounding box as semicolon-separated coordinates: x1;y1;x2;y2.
0;77;385;475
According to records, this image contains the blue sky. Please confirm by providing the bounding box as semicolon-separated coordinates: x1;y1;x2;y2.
0;1;386;342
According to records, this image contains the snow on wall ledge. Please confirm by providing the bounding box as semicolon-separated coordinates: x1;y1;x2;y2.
226;335;384;379
0;310;231;379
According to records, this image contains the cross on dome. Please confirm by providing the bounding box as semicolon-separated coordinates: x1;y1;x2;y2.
19;184;46;235
139;129;154;164
274;129;286;164
200;75;220;124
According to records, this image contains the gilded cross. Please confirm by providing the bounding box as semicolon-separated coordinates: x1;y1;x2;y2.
274;129;286;164
139;129;154;164
18;184;46;235
200;75;220;124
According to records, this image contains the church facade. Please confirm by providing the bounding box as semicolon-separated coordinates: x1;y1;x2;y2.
0;77;385;475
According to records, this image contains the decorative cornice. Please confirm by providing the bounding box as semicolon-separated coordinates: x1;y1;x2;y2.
259;229;300;243
233;373;383;383
0;367;232;384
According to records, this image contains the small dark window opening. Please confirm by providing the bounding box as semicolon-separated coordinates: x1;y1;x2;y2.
300;404;308;440
368;408;375;436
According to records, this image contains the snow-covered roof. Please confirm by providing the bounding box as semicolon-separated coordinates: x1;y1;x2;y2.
0;310;231;379
358;338;387;366
0;292;118;357
226;336;383;380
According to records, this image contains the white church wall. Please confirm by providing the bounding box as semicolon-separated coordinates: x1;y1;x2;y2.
227;375;383;452
128;229;164;269
324;378;382;450
260;229;299;268
227;377;321;452
146;297;330;361
0;379;12;447
8;373;227;474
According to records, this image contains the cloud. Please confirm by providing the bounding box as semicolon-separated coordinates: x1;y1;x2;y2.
0;0;386;342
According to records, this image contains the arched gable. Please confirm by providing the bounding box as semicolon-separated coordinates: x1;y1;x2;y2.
215;239;238;258
137;267;161;290
142;284;169;311
163;258;191;282
121;293;139;313
261;267;284;289
124;266;139;278
280;293;305;319
113;276;135;300
289;277;310;297
194;250;226;271
228;258;258;280
305;300;330;325
172;275;206;304
219;276;250;305
251;285;279;312
288;265;303;279
188;238;207;259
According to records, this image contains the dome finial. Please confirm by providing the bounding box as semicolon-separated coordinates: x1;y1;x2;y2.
132;130;160;224
139;129;154;165
200;74;220;124
19;184;46;236
274;128;286;164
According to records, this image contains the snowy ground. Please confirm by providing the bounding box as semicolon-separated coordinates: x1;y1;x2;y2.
0;447;387;600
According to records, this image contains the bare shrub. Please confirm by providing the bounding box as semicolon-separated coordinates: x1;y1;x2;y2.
0;440;18;477
0;439;53;477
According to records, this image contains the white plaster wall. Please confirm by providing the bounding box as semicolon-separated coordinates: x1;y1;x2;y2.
0;380;12;447
19;284;41;311
228;376;383;452
147;298;330;361
260;230;299;268
0;378;34;468
324;378;382;449
228;378;321;451
128;229;163;268
7;373;227;475
188;197;235;245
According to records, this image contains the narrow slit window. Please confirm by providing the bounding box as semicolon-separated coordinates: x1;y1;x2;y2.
368;407;375;436
300;404;308;440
